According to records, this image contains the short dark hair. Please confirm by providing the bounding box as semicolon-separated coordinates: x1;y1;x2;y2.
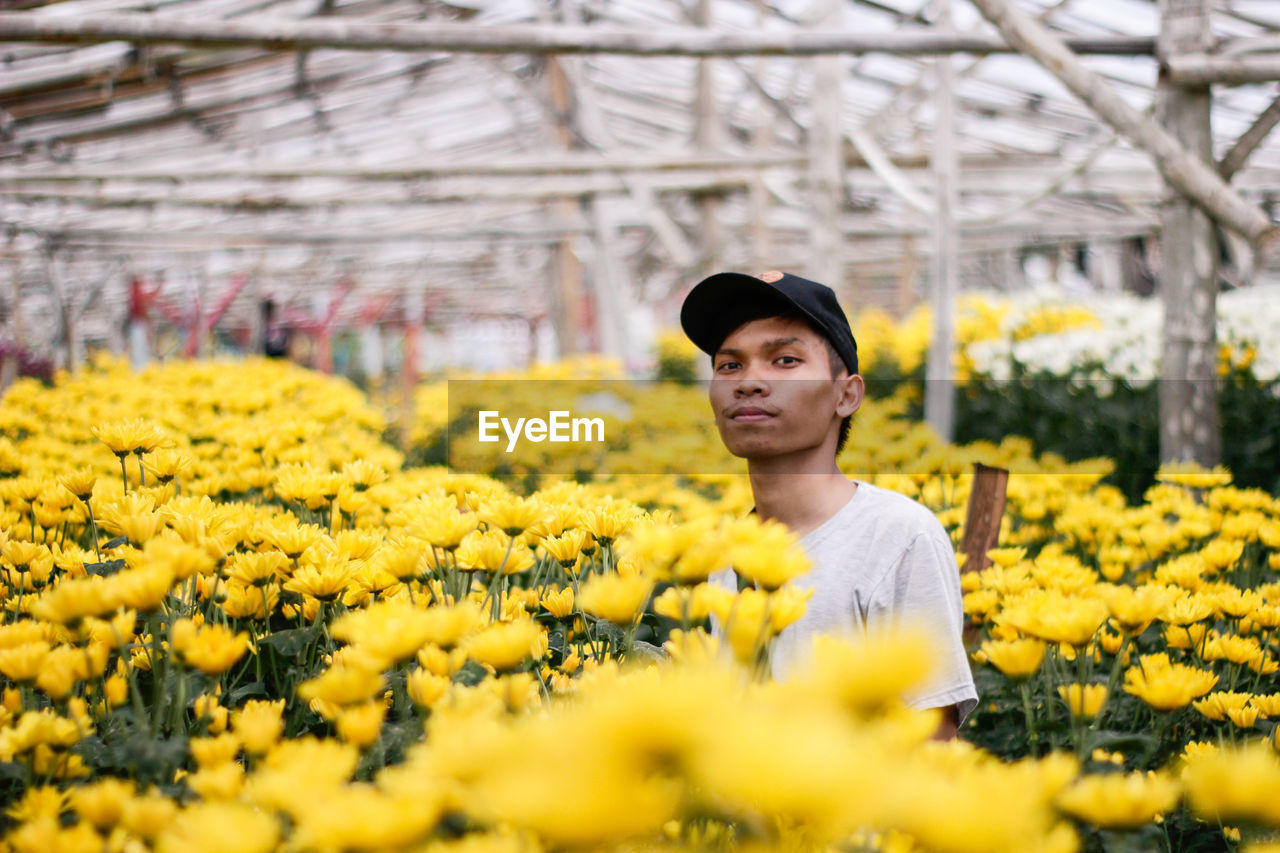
713;305;854;457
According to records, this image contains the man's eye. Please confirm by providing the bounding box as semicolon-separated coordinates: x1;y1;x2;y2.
716;362;739;371
777;356;800;364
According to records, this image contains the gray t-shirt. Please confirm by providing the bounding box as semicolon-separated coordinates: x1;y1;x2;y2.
709;480;979;727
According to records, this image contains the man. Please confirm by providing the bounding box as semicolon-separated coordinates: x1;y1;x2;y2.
679;270;979;741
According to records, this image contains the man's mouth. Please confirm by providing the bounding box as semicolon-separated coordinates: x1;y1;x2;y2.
729;406;776;422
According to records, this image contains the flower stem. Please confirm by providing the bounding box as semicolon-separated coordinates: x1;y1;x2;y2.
1021;681;1041;757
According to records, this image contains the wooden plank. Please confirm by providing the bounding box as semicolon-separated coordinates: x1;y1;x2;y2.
0;13;1157;56
960;463;1009;575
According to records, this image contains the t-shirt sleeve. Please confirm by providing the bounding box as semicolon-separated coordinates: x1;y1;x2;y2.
864;530;980;728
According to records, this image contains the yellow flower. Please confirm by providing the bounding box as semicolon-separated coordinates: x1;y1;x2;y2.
580;501;637;543
540;586;575;619
406;669;451;709
478;495;549;536
979;638;1046;680
1163;593;1215;625
222;582;277;621
793;628;937;718
331;600;438;666
1123;653;1218;712
154;801;278;853
999;590;1109;647
986;547;1028;568
297;663;385;708
541;529;590;568
336;700;386;749
121;790;179;840
172;620;250;676
769;584;813;633
35;644;90;699
0;641;50;684
189;733;241;769
92;418;169;456
287;784;442;853
1101;584;1178;636
185;761;246;801
231;699;285;755
193;695;228;734
104;674;128;707
1055;770;1181;829
577;574;653;626
456;529;536;575
462;619;544;673
59;469;97;503
1183;740;1280;825
726;517;811;591
1058;684;1108;719
5;785;66;823
1187;691;1249;717
284;553;357;602
418;602;484;650
1201;539;1245;573
144;449;193;484
68;777;134;830
225;552;288;587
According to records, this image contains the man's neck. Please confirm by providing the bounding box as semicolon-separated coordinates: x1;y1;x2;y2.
748;468;858;541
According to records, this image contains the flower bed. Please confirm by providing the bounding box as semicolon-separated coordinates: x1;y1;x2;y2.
0;356;1279;851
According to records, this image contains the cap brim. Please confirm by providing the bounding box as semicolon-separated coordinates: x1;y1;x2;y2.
680;272;798;358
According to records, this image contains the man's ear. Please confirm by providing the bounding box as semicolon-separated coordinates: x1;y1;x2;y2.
836;373;864;418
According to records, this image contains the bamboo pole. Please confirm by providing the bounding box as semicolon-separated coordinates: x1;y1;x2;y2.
1158;0;1221;469
966;0;1278;252
0;13;1156;56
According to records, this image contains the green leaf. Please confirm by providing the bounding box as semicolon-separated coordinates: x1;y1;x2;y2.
227;681;267;705
257;626;317;657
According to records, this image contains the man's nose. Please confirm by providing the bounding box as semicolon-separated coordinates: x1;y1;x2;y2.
734;371;768;394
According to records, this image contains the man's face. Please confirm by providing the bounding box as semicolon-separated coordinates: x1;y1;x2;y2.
708;315;861;462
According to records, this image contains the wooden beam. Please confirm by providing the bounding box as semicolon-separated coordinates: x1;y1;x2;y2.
0;13;1157;56
1218;91;1280;180
1167;54;1280;87
0;154;805;184
966;0;1278;252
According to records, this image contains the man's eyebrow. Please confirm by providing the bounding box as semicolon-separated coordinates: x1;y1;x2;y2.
715;336;809;358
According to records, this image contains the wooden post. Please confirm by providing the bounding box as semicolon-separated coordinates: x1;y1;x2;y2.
547;56;583;358
1157;0;1221;468
924;0;958;443
748;0;772;271
694;0;723;278
590;197;630;365
806;0;842;289
0;248;20;389
896;234;917;316
960;463;1009;574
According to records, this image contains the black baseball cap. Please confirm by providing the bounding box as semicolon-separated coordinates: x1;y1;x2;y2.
679;270;858;375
